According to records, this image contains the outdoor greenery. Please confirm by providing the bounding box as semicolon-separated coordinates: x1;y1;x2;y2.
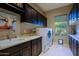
55;15;67;36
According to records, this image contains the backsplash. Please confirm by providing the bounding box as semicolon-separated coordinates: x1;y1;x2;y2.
0;30;16;40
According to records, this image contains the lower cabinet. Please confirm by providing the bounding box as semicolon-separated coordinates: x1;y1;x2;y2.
75;40;78;56
73;39;76;56
31;37;42;56
10;50;22;56
22;41;31;56
32;39;37;56
0;41;31;56
22;46;31;56
78;42;79;56
69;36;79;56
0;37;42;56
37;38;42;55
75;40;79;56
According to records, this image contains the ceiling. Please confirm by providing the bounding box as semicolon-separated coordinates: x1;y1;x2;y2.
36;3;71;12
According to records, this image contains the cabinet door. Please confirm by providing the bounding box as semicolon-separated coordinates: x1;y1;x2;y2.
68;4;78;25
10;50;22;56
72;38;74;54
21;4;32;23
22;41;31;56
32;9;38;24
77;4;79;20
31;37;42;56
31;39;38;56
22;4;37;23
76;40;78;56
0;44;22;56
73;4;77;21
73;39;76;56
37;38;42;55
43;17;47;27
77;41;79;56
22;47;31;56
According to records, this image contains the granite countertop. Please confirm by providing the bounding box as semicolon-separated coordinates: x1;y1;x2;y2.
0;35;42;50
69;35;79;42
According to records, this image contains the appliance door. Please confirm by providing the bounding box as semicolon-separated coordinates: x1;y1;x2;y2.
36;28;53;53
47;28;53;47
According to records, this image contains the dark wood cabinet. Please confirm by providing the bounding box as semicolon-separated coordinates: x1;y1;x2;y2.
31;39;38;56
0;41;31;56
37;38;42;55
21;4;37;23
22;41;31;56
37;13;47;26
0;46;21;56
43;16;47;26
77;45;79;56
73;39;76;56
75;40;79;56
22;46;31;56
21;4;47;27
78;4;79;20
69;36;79;56
31;37;42;56
0;3;24;15
13;3;23;8
0;37;42;56
10;50;22;56
68;4;79;56
68;4;79;25
76;40;78;56
9;3;24;9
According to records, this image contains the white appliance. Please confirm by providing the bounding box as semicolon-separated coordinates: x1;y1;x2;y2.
36;28;53;53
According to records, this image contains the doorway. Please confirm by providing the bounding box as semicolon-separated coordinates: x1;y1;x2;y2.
54;14;68;46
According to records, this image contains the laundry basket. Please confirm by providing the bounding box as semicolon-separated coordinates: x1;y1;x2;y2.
58;39;63;45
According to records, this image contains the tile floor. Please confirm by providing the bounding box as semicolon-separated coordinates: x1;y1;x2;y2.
39;43;73;56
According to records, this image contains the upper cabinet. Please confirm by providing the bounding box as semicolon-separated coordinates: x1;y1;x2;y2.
0;3;24;15
69;4;79;25
21;4;47;27
21;4;37;23
37;13;47;26
12;3;23;8
78;4;79;20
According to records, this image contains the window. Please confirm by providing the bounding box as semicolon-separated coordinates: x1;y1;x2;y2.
55;15;67;36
